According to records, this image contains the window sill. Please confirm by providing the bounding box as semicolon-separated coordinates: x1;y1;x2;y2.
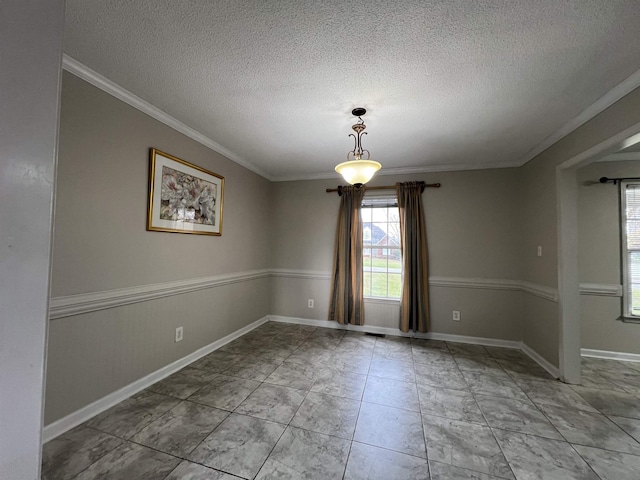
364;297;401;305
617;316;640;324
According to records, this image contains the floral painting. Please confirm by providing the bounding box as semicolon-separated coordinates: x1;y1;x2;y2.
148;149;224;235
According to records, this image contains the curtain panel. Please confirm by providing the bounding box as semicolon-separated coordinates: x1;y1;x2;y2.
329;186;366;325
397;182;430;332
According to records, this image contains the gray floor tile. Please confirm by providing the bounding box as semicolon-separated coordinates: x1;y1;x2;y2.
235;383;306;424
475;395;562;439
41;426;122;480
310;371;367;400
429;461;509;479
265;361;321;390
368;357;415;383
74;442;180;480
130;401;228;456
354;402;426;458
495;358;554;380
446;342;489;357
609;415;640;443
412;348;457;368
461;371;528;401
223;356;283;382
414;362;468;391
187;374;260;411
539;404;640;455
484;347;529;362
85;390;180;439
576;368;629;392
190;351;247;372
454;355;506;375
165;461;237;479
189;413;285;479
422;414;514;479
332;352;373;375
515;377;599;412
411;338;448;351
417;384;485;424
290;391;360;439
573;444;640;480
148;367;219;399
363;376;420;412
255;426;350;480
493;429;599;480
344;442;430;480
572;385;640;419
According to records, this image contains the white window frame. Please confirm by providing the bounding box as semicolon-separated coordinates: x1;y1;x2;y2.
620;181;640;321
361;194;402;301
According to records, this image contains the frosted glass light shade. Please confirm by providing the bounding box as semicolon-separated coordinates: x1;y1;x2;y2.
335;159;382;185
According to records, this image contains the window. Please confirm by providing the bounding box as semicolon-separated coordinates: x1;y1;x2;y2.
361;196;402;299
622;182;640;319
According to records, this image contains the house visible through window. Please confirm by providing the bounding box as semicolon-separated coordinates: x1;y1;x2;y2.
362;196;402;299
621;182;640;319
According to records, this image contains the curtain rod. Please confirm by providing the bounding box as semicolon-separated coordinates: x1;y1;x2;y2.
326;183;441;194
599;177;640;185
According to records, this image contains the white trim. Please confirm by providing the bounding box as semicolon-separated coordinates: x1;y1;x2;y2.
596;152;640;163
50;269;270;320
521;343;560;379
581;348;640;363
518;68;640;167
42;316;270;442
269;315;521;348
62;56;640;182
269;315;556;376
50;271;560;319
270;269;332;280
579;283;623;297
61;55;273;181
429;276;521;292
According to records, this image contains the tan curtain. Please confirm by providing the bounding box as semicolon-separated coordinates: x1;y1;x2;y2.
397;181;430;332
329;186;366;325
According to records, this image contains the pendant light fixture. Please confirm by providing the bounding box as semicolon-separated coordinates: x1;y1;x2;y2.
335;108;382;187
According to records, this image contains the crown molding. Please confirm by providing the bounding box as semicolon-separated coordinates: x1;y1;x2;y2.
61;55;274;181
518;68;640;167
62;56;640;182
594;152;640;163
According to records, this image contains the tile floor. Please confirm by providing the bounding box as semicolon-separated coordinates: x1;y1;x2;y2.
42;322;640;479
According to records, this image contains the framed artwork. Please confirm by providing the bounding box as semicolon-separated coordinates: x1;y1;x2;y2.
147;148;224;235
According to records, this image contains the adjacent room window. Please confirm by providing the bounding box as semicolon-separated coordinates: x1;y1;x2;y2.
361;196;402;299
621;182;640;319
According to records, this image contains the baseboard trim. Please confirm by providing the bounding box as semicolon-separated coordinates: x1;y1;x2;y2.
521;343;560;378
581;348;640;363
268;316;521;348
42;315;269;442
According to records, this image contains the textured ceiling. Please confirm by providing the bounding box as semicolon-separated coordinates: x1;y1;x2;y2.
64;0;640;180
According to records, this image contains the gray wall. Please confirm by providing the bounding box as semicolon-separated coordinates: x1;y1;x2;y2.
270;170;523;340
578;160;640;354
520;87;640;367
45;73;272;423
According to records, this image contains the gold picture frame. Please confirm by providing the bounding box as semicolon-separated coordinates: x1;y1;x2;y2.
147;148;224;235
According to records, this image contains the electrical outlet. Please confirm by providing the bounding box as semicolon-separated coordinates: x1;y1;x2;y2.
452;310;461;322
175;326;184;342
537;246;542;257
308;298;314;308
